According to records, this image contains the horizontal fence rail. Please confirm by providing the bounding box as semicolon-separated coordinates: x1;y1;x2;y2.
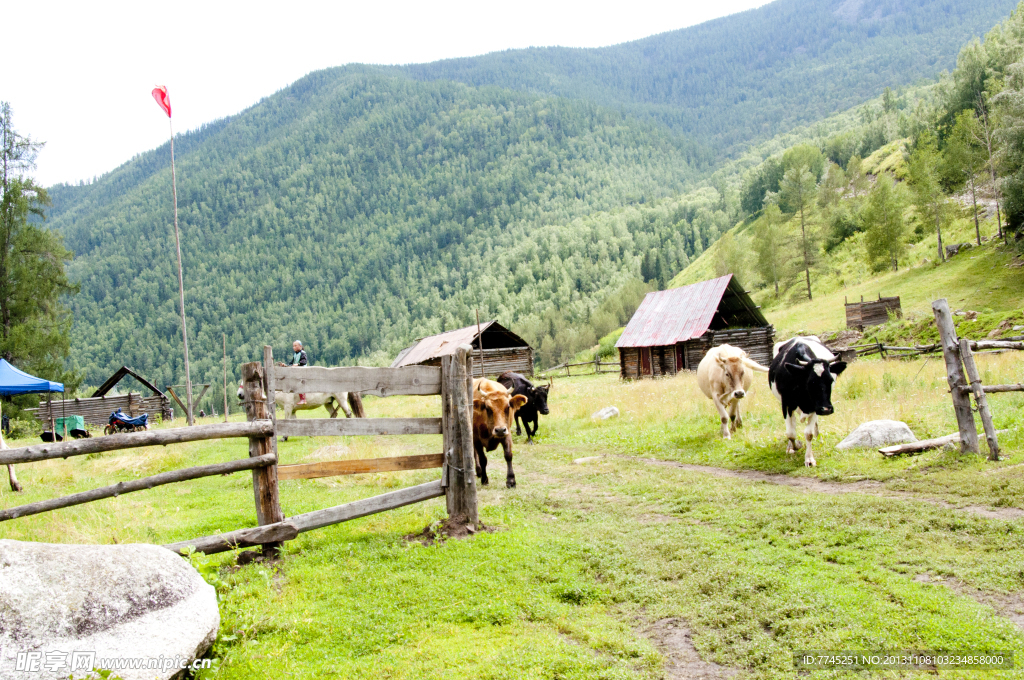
276;365;442;397
164;479;445;555
0;420;274;466
848;338;1024;359
540;359;618;377
275;417;442;438
0;454;277;522
277;453;445;480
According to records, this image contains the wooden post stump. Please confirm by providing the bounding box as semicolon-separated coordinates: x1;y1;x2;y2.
241;349;285;556
932;299;979;454
442;344;478;526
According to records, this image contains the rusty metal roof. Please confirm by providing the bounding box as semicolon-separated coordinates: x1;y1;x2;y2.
392;320;529;368
616;275;768;348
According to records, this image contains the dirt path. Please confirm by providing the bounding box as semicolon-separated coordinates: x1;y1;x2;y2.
644;619;738;680
632;457;1024;521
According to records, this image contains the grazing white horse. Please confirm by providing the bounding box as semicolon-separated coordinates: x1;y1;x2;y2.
237;383;354;419
237;383;361;440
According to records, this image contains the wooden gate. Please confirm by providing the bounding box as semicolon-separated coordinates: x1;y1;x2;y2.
0;344;479;557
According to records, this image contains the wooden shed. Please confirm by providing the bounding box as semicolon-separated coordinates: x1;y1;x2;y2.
29;366;174;426
615;274;774;378
392;320;533;378
845;294;901;330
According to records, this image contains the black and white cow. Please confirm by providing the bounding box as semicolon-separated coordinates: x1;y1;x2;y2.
768;337;847;467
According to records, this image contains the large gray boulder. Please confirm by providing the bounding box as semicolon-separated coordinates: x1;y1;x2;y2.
836;420;917;450
0;540;219;680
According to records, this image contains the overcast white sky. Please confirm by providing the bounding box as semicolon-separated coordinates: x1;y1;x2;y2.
6;0;769;187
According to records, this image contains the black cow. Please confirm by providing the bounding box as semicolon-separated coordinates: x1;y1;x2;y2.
768;337;847;467
497;371;551;443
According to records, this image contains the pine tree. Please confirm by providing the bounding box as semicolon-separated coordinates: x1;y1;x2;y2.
944;110;987;245
0;103;79;389
863;173;909;272
908;130;949;262
752;203;788;298
781;165;818;300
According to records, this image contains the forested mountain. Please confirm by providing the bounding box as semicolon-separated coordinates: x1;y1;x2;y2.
40;0;1021;404
397;0;1018;151
48;70;704;393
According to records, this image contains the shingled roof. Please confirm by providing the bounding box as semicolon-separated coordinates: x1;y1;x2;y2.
392;321;530;368
615;275;768;349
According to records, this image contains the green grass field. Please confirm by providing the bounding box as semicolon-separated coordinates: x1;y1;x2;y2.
2;351;1024;679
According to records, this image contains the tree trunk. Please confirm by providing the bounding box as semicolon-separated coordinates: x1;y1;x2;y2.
800;205;812;300
970;174;980;246
935;206;944;263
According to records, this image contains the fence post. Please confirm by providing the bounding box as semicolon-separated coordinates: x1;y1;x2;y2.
959;338;1000;460
241;351;285;556
932;299;979;454
442;345;478;526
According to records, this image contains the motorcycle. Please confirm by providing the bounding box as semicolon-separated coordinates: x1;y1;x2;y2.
105;410;149;435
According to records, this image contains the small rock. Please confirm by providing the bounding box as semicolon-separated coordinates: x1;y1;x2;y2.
0;540;219;680
591;406;619;420
836;420;917;450
1014;325;1023;331
965;310;979;321
573;456;605;464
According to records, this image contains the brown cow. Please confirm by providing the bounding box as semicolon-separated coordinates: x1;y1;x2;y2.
472;378;528;488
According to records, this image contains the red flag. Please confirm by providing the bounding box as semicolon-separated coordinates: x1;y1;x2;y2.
152;86;172;118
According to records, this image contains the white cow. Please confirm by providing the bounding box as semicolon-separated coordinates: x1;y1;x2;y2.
696;344;769;439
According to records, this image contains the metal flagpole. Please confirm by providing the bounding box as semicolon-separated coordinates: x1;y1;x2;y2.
169;117;194;426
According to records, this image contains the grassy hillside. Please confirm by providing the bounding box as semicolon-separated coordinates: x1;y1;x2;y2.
668;196;1024;341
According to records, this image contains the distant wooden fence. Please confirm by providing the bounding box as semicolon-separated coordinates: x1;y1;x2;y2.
847;336;1024;360
0;345;479;556
846;294;902;330
540;357;619;378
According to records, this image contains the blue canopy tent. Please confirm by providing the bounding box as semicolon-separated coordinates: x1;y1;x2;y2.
0;359;64;395
0;359;65;443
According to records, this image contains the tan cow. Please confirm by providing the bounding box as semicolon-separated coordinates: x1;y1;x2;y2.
472;378;528;488
697;344;769;439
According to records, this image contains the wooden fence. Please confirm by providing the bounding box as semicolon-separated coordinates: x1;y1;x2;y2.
925;300;1024;460
0;344;479;556
540;357;619;378
847;336;1024;360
